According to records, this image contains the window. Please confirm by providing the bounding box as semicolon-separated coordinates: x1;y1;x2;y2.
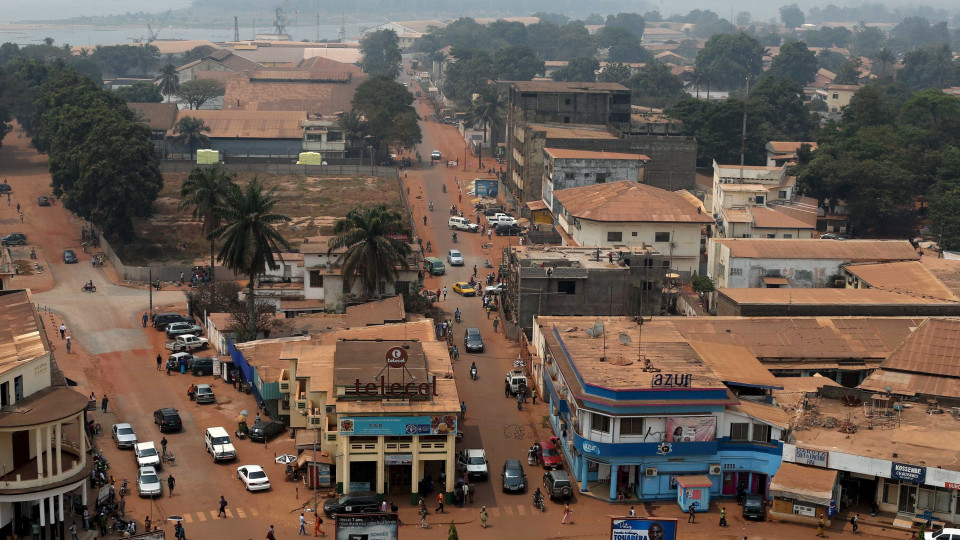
342;279;351;293
584;172;591;177
596;172;607;183
832;93;839;99
883;480;899;504
730;268;742;276
13;375;22;402
395;281;410;294
563;116;570;123
741;234;752;238
619;418;645;435
730;423;749;441
767;234;776;238
309;271;323;288
564;98;571;105
591;413;610;434
718;263;726;276
607;231;623;242
783;234;793;239
662;260;670;267
918;487;952;513
557;281;576;294
644;258;653;268
0;381;7;407
631;231;638;236
779;190;787;199
755;195;765;204
751;424;770;443
565;172;575;180
327;131;343;142
654;232;670;242
642;281;654;291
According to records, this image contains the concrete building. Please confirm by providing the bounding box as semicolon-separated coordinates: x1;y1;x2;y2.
765;141;818;167
176;48;264;82
501;245;666;337
0;290;92;540
302;118;354;159
823;84;861;113
550;181;713;276
129;102;178;158
541;148;649;213
166;110;307;159
711;162;804;238
531;316;787;503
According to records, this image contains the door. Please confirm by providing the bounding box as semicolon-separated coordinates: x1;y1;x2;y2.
898;484;917;513
722;472;736;496
12;431;29;468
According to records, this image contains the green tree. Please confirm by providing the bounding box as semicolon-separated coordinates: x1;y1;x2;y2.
551;57;599;83
694;33;764;89
779;4;805;30
691;275;715;294
604;13;646;38
179;164;240;278
736;12;752;25
171;116;211;160
492;45;544;81
181;45;215;64
211;178;291;339
598;62;632;84
833;58;863;85
667;98;766;166
816;50;846;72
328;204;411;297
929;181;960;251
448;521;460;540
443;49;494;102
113;81;162;103
360;29;402;78
155;63;180;101
465;86;505;145
849;25;885;57
627;62;685;108
352;77;422;153
597;26;651;63
769;41;818;85
873;48;896;79
337;109;367;153
175;78;225;110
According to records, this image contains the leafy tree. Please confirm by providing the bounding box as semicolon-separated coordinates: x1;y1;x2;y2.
804;26;853;48
668;98;766;166
684;10;735;39
155;63;180;101
768;41;817;85
691;275;715;294
171;116;211;160
627;62;684;108
929;181;960;250
179;164;240;278
779;4;805;30
181;45;215;64
352;77;422;153
211;178;291;339
675;40;701;61
175;78;225;110
816;50;846;73
604;13;646;38
584;13;604;25
598;62;632;84
532;12;570;26
849;25;885;57
360;29;402;78
443;49;493;102
551;57;599;83
185;280;243;319
487;20;528;46
643;10;662;23
492;45;544;81
736;12;752;25
337;109;367;153
748;76;817;141
890;17;950;52
872;48;896;79
833;58;863;85
597;26;651;63
465;86;505;145
328;204;411;297
694;33;764;89
759;33;782;47
227;300;279;342
113;81;162;103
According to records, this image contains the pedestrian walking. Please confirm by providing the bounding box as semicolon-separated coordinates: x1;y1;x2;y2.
488;229;492;240
299;512;306;535
144;516;152;533
505;381;511;397
480;506;488;528
493;317;500;333
561;504;573;524
168;475;175;497
851;513;859;533
19;212;23;223
381;500;388;513
688;504;696;523
157;353;163;370
423;215;427;226
453;345;459;360
69;522;79;540
142;312;148;327
442;286;447;300
175;521;185;539
59;324;66;339
118;494;125;515
532;387;538;404
629;506;636;517
720;506;727;527
218;495;228;517
266;525;276;540
467;481;475;503
314;513;324;537
419;508;428;528
460;400;466;420
481;224;485;235
435;492;445;513
161;436;168;455
98;514;107;536
817;514;825;537
101;395;108;413
15;202;20;213
66;336;71;353
82;508;89;530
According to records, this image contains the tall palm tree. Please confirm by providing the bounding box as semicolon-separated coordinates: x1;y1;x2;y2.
178;165;240;279
328;204;411;297
873;48;896;79
337;109;367;156
211;179;291;339
466;86;506;146
156;63;180;102
171;117;211;160
929;45;952;89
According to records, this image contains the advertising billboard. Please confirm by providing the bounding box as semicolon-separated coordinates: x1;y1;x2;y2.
336;513;399;540
665;417;716;442
474;179;499;198
611;517;678;540
338;415;457;436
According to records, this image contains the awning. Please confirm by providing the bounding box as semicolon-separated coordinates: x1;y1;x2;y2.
297;450;335;467
763;277;789;285
526;200;549;212
676;475;713;488
769;462;837;506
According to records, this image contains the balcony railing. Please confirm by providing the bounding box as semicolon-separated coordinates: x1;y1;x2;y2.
0;443;86;490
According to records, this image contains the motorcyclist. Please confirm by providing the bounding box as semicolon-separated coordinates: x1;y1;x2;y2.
442;184;447;193
534;488;544;507
85;280;94;290
454;308;461;322
426;241;431;253
470;362;477;379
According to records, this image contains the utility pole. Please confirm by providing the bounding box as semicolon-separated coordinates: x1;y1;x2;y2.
739;74;751;174
234;16;239;42
148;267;153;316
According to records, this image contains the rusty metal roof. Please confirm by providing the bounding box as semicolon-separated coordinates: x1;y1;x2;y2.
553;180;715;223
718;287;960;305
0;290;47;373
543;148;649;161
170;110;306;139
344;296;406;328
713;238;920;261
511;81;628;93
875;319;960;378
750;206;816;229
687;341;781;389
844;261;958;301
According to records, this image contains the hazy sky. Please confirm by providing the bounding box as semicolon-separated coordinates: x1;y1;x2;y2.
3;1;190;22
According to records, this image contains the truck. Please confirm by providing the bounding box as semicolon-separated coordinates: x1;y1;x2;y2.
165;334;209;352
486;213;516;227
505;369;528;395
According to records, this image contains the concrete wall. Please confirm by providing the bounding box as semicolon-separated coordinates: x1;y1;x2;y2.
543;156;643;213
160;161;395;177
177;59;232;83
707;241;847;289
167;137;304;159
569;221;701;276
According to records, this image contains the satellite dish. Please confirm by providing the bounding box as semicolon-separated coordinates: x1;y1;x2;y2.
885;386;893;394
584;319;605;338
618;333;631;346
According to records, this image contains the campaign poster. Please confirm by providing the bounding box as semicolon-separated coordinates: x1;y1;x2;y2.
665;417;716;442
611;517;678;540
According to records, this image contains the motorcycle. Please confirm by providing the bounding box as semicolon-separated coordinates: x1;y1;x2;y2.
484;259;493;268
109;516;136;535
119;478;128;498
450;205;457;215
426;241;432;253
81;284;97;292
533;493;545;512
455;310;461;323
470;366;477;380
442;184;447;193
428;202;434;211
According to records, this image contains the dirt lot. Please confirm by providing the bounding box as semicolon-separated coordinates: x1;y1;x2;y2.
123;172;404;265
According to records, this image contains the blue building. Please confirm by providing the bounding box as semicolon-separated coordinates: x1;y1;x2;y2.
531;316;788;504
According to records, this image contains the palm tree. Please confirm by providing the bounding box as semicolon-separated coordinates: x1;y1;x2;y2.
929;45;952;89
465;86;506;146
171;117;211;160
337;109;367;156
328;204;411;297
211;179;291;339
156;63;180;102
873;48;895;79
178;165;240;279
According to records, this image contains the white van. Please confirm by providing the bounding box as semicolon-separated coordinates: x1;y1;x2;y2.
449;216;479;232
204;427;237;461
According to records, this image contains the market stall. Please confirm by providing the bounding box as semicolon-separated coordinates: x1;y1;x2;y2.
769;462;840;526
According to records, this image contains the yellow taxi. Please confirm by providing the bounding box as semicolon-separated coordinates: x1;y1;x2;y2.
452;282;476;297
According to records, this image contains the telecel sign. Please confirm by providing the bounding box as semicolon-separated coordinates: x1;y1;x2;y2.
351;345;435;397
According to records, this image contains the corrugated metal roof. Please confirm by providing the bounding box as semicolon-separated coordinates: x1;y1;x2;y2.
714;238;920;261
766;141;818;153
750;206;816;230
130;103;178;132
770;463;837;506
344;296;405;328
554;180;715;223
528;124;618;140
729;399;792;428
719;288;959;305
0;290;47;373
544;148;649;161
511;81;628;93
687;341;782;388
845;261;958;301
876;319;960;378
170;110;306;139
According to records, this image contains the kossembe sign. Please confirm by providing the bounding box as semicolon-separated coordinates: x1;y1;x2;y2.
891;462;926;483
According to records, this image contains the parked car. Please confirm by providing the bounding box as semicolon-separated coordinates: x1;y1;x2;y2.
112;423;138;449
453;282;476;296
501;459;527;493
457;449;489;480
62;249;78;264
927;528;960;540
538;440;563;470
543;470;574;500
153;313;193;330
1;233;26;246
37;196;51;207
237;465;271;491
322;492;380;518
153;408;183;432
464;327;484;352
742;494;766;520
820;233;846;240
165;334;209;352
449;216;479;232
447;249;464;266
0;182;11;193
134;442;161;470
430;150;442;160
248;421;286;442
137;466;162;497
166;322;203;339
204;427;237;461
166;353;192;372
424;257;446;276
484;283;505;295
194;384;215;404
495;223;522;236
482;207;505;217
190;356;214;376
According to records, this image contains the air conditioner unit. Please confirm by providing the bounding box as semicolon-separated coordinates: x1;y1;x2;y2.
645;467;658;477
709;464;722;475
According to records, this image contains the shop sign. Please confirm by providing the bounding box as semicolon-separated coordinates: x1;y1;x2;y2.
385;454;413;465
651;373;692;388
793;504;816;517
666;417;716;442
352;376;437;397
946;482;960;490
795;447;828;468
611;517;677;540
891;462;926;483
336;513;399;540
339;415;457;436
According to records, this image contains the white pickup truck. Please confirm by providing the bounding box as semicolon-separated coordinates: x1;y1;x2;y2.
165;334;209;352
486;213;516;227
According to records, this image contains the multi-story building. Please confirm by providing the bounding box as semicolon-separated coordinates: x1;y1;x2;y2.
0;290;92;539
541;148;649;213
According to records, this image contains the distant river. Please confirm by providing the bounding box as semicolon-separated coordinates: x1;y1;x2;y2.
0;22;373;47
